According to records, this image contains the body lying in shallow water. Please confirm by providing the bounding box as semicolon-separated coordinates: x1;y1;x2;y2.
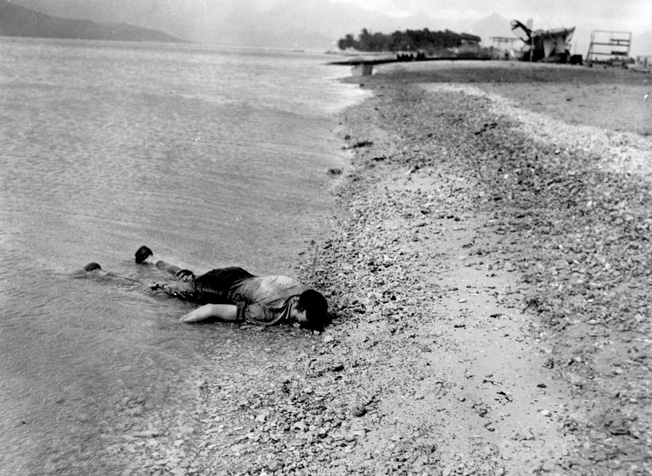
77;246;330;331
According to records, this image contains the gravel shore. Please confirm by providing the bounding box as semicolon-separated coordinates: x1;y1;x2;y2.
116;62;652;476
319;62;652;475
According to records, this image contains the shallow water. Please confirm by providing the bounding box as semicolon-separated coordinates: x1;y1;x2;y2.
0;38;364;474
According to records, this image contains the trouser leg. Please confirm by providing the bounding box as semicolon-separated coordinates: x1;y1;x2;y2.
189;267;255;305
155;260;183;276
81;257;196;301
134;246;193;280
153;260;195;282
150;267;251;305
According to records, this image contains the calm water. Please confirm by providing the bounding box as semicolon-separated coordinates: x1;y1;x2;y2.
0;38;364;474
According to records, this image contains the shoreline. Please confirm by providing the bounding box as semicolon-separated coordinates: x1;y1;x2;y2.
127;62;652;475
295;62;651;474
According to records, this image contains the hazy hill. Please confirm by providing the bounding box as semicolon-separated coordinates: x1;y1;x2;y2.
0;0;184;43
470;12;513;45
7;0;651;56
9;0;453;49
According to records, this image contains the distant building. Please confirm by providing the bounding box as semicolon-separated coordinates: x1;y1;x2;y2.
490;37;518;60
458;33;482;54
635;55;651;68
450;33;482;55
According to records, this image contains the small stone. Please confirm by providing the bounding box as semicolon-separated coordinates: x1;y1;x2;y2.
564;372;586;388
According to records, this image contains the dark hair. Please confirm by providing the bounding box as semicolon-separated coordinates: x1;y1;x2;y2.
297;289;330;331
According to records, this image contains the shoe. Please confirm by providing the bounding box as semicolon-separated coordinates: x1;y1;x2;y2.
84;262;102;272
135;245;153;264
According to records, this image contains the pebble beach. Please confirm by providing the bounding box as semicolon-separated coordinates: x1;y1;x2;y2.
113;61;652;476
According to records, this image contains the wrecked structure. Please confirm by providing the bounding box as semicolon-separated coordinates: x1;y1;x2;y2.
586;30;632;66
510;20;575;63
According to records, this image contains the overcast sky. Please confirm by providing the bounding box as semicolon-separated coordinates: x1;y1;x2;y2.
333;0;651;34
28;0;649;35
11;0;652;54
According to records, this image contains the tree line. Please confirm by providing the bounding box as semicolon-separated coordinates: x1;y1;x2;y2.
337;28;468;53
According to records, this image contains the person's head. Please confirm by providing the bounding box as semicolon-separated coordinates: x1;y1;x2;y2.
291;289;330;331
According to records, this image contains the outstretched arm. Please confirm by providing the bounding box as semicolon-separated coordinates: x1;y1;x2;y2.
180;304;238;323
135;246;195;281
156;260;195;281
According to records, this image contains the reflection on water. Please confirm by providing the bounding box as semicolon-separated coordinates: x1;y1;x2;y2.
0;38;365;473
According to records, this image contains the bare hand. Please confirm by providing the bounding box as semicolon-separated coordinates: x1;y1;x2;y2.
175;269;195;282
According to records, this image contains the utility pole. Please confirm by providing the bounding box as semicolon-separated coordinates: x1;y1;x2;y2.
527;19;533;62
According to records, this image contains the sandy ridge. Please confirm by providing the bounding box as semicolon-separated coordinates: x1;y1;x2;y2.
430;83;652;179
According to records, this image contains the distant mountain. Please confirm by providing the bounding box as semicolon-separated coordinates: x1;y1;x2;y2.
241;0;446;47
267;29;336;51
8;0;450;49
10;0;646;56
0;0;184;43
469;12;513;45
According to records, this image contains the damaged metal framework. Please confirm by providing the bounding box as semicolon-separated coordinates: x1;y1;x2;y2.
511;20;575;63
586;30;632;66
